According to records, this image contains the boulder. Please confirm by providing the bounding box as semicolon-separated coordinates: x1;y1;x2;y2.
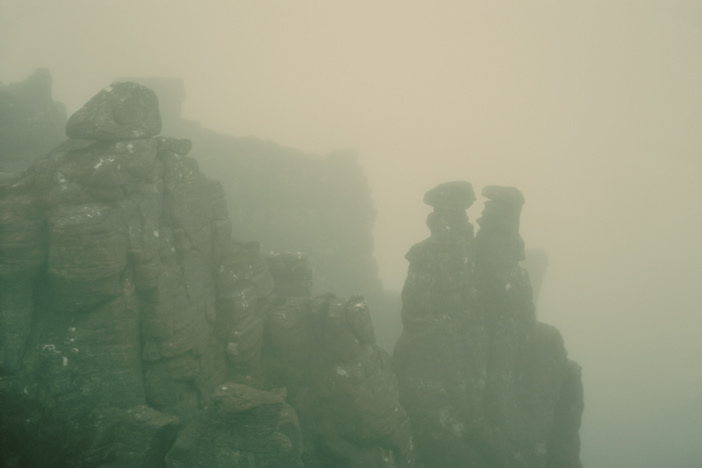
262;266;420;468
165;383;304;468
423;180;476;211
66;81;161;141
87;405;181;468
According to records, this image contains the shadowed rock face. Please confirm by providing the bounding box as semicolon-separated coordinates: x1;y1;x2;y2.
0;79;418;468
165;383;304;468
0;81;286;466
393;182;583;468
261;253;420;468
66;82;162;141
521;249;549;310
1;75;581;467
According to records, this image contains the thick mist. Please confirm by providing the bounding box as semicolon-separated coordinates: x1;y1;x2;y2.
3;1;702;466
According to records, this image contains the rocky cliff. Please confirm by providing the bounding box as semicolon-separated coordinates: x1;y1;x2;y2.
0;82;416;467
393;181;583;467
120;77;383;303
0;75;582;468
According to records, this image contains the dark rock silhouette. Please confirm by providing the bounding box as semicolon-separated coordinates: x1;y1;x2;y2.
0;79;418;467
261;253;419;467
65;82;162;140
393;182;583;467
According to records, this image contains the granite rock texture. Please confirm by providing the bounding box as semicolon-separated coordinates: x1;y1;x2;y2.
0;80;417;467
0;81;280;466
393;182;583;468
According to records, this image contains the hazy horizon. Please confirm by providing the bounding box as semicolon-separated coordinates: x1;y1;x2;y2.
3;1;702;466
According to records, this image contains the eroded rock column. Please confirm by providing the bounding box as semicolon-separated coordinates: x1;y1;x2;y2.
394;181;489;466
0;81;278;466
394;181;583;468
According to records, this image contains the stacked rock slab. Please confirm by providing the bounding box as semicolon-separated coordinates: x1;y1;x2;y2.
262;252;419;468
0;82;296;467
393;182;583;468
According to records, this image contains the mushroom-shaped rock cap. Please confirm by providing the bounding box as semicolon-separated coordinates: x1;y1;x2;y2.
423;180;475;210
482;185;525;206
66;82;161;141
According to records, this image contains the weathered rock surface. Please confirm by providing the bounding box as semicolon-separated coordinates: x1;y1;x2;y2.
87;405;181;467
393;182;583;468
122;77;411;355
66;81;162;141
0;79;417;468
119;77;385;320
261;254;419;468
166;383;303;468
1;75;581;467
0;68;67;172
0;82;272;466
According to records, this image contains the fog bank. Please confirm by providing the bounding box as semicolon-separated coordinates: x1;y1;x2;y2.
3;1;702;466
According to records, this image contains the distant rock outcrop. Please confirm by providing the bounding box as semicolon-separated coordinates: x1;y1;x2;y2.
393;181;583;467
121;77;383;305
0;69;67;172
0;80;417;467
